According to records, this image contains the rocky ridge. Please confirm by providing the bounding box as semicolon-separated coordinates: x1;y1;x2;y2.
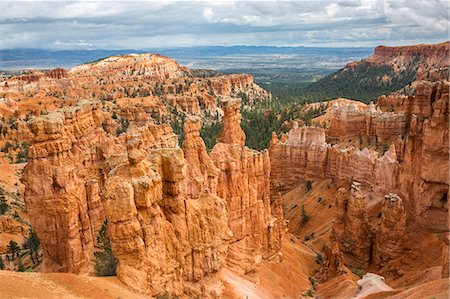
271;79;449;293
20;96;283;297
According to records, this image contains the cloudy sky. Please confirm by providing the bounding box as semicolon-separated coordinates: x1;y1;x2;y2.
0;0;448;49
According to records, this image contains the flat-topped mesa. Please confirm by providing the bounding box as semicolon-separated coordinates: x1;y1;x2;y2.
363;42;449;81
216;97;246;146
70;54;191;80
366;42;449;69
210;98;283;282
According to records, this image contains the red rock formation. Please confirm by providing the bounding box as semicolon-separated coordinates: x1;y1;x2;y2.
442;238;449;279
211;98;283;282
20;100;180;275
0;54;270;127
316;240;348;282
18;91;284;297
332;183;373;268
364;42;449;80
325;100;406;144
269;125;328;193
216;98;246;146
373;194;407;265
271;79;448;286
182;117;219;198
270;125;399;196
273;81;448;230
69;54;190;80
21;101;109;274
101;132;230;298
399;81;449;231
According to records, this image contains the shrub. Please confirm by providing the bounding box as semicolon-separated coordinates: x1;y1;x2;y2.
0;256;4;270
15;142;29;163
0;198;9;215
309;276;318;289
305;180;312;192
23;229;40;264
315;254;323;265
304;288;314;297
7;240;20;259
17;259;25;272
351;267;365;278
301;205;310;224
94;219;118;276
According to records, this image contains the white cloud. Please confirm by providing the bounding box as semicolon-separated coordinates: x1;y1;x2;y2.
0;0;448;49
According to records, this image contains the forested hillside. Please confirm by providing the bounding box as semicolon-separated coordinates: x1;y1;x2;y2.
304;61;417;103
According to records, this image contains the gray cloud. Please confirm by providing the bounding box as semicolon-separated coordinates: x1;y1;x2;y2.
0;0;448;49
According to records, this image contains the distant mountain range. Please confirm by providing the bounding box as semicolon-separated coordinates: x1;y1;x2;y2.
0;46;373;71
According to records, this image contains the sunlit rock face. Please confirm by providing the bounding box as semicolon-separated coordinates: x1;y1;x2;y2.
210;97;284;282
270;80;448;274
102;131;231;298
270;80;448;232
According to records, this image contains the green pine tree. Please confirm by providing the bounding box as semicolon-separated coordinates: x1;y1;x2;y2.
94;219;118;276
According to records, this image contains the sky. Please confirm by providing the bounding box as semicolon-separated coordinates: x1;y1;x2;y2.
0;0;449;49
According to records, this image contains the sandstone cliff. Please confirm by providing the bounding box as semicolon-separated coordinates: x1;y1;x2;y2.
210;98;284;282
20;95;283;297
272;80;448;287
365;42;449;80
21;101;109;274
373;193;407;266
0;54;270;124
101;132;230;298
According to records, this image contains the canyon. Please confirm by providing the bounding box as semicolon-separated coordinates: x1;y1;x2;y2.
0;42;448;298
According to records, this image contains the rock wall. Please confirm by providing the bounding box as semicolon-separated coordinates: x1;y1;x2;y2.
373;194;407;265
270;126;399;196
101;131;230;298
271;81;448;231
21;96;284;297
271;80;448;281
20;100;180;274
316;240;348;282
396;81;449;231
326;100;407;144
21;101;109;274
332;183;373;268
210;98;284;282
